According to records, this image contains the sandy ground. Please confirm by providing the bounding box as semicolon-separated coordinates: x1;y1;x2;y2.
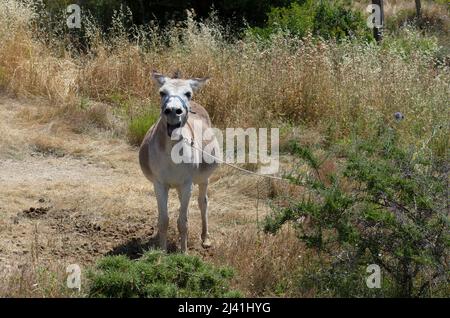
0;96;274;295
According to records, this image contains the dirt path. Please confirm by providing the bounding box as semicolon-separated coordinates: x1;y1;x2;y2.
0;96;271;294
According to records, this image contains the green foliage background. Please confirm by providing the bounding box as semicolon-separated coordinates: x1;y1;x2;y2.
264;125;449;297
250;0;371;41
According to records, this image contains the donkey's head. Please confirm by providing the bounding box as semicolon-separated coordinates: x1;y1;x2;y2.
152;70;209;137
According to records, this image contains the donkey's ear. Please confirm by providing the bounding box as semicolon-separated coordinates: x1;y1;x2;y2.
189;77;210;92
152;70;167;86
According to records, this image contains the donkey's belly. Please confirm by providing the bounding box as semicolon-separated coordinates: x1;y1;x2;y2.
142;131;218;187
152;160;217;187
162;163;195;186
147;157;194;186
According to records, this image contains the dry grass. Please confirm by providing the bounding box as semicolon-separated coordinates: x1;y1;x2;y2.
0;27;78;104
0;260;79;297
0;0;448;151
210;227;306;297
353;0;449;18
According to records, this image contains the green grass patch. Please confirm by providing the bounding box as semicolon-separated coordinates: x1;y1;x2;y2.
87;250;242;298
127;110;159;146
0;65;6;88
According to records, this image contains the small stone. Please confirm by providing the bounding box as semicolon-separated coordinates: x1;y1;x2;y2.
394;112;404;121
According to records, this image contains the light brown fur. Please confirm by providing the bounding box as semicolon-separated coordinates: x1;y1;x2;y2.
139;72;218;252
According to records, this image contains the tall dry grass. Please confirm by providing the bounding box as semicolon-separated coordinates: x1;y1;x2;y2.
0;1;78;104
1;0;448;156
210;227;307;297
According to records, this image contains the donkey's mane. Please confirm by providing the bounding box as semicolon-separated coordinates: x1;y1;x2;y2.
172;69;182;79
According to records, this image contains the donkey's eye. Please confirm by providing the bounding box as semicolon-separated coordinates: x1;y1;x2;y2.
159;91;166;98
185;92;192;99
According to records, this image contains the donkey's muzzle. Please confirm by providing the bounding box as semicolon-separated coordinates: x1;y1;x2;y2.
164;107;183;116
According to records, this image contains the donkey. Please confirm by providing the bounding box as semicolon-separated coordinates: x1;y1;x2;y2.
139;71;218;253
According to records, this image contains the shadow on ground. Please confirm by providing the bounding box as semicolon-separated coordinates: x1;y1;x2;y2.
107;233;178;259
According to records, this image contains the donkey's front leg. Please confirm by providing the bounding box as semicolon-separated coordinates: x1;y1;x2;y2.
154;181;169;252
177;182;193;253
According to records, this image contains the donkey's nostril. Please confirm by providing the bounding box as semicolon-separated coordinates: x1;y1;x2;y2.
163;108;171;115
175;109;183;115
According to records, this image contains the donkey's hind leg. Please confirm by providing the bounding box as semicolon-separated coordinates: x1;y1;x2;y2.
198;182;212;248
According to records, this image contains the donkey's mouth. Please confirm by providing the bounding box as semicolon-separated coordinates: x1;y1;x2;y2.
167;122;182;137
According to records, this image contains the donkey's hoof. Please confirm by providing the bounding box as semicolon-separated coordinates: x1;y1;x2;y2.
201;239;212;248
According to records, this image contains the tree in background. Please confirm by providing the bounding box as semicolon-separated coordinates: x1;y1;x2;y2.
43;0;299;30
250;0;371;41
415;0;422;19
372;0;384;42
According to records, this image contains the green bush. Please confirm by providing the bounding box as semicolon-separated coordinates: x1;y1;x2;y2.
250;0;371;41
382;27;441;60
88;250;242;298
127;110;159;146
265;126;449;297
